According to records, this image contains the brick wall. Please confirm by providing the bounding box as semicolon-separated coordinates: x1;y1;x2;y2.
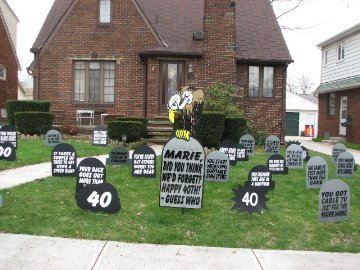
0;17;18;115
34;0;159;124
236;63;287;140
318;89;360;144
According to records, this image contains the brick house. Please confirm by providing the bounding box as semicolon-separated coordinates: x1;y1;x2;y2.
316;23;360;144
0;0;20;119
29;0;292;139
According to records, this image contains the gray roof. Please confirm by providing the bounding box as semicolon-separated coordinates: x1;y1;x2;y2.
315;75;360;94
298;94;318;105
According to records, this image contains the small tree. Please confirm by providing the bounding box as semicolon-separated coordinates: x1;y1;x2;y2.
204;82;243;117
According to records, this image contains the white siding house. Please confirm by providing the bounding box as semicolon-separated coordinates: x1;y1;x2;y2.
316;23;360;144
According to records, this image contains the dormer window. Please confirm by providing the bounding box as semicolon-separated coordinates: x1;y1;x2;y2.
99;0;111;24
0;65;6;81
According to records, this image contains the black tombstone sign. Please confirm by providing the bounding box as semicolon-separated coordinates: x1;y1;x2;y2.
265;135;281;155
0;141;16;161
245;165;275;189
336;152;355;177
106;147;129;165
318;179;350;223
76;157;106;193
76;183;121;214
51;143;77;176
219;139;240;166
236;144;249;162
301;146;310;162
132;145;156;178
160;136;205;209
232;185;269;214
205;151;230;182
0;125;17;148
267;154;288;174
239;134;255;156
332;143;347;163
306;156;328;189
92;126;108;146
44;129;63;146
286;144;303;169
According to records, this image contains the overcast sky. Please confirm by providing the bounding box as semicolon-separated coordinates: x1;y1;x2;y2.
6;0;360;91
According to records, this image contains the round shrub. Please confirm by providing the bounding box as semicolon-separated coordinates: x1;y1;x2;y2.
14;112;54;135
108;121;142;142
115;116;148;138
222;117;248;141
196;111;225;147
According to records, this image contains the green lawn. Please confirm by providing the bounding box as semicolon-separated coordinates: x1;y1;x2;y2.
0;139;112;171
0;145;359;252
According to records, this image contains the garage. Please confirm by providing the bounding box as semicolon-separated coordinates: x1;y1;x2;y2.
286;112;300;136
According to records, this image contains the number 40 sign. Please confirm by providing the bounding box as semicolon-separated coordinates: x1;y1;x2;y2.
76;183;121;214
232;185;269;214
0;142;16;161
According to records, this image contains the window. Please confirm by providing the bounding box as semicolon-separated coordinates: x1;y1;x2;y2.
99;0;111;24
0;65;6;81
337;44;345;61
323;51;328;65
74;61;115;103
248;66;274;98
328;93;335;116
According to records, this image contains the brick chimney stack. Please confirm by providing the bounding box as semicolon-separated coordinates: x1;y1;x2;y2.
202;0;237;87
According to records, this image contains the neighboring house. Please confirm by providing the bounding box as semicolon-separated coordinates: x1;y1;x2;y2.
18;82;33;100
316;23;360;144
285;91;318;137
0;0;20;119
29;0;292;140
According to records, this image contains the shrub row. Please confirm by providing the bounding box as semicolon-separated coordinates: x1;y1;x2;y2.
108;121;143;143
6;100;51;125
14;112;54;135
174;111;250;147
115;116;148;138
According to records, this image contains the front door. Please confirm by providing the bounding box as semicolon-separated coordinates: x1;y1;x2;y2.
339;96;347;136
160;62;185;113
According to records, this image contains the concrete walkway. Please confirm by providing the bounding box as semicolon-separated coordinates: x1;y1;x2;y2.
0;144;164;190
286;136;360;165
1;141;360;269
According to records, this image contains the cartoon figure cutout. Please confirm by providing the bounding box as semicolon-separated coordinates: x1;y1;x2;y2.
167;86;204;139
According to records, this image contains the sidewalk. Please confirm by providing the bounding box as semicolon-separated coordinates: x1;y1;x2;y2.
1;142;359;269
286;136;360;165
0;233;359;270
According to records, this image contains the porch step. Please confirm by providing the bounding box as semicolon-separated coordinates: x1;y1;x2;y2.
328;137;346;143
147;116;173;144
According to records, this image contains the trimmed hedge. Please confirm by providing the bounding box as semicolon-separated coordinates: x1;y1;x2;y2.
196;111;225;147
222;117;248;141
6;100;51;125
14;112;54;135
115;116;148;138
108;121;142;142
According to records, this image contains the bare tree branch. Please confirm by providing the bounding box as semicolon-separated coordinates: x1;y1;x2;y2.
275;0;304;19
